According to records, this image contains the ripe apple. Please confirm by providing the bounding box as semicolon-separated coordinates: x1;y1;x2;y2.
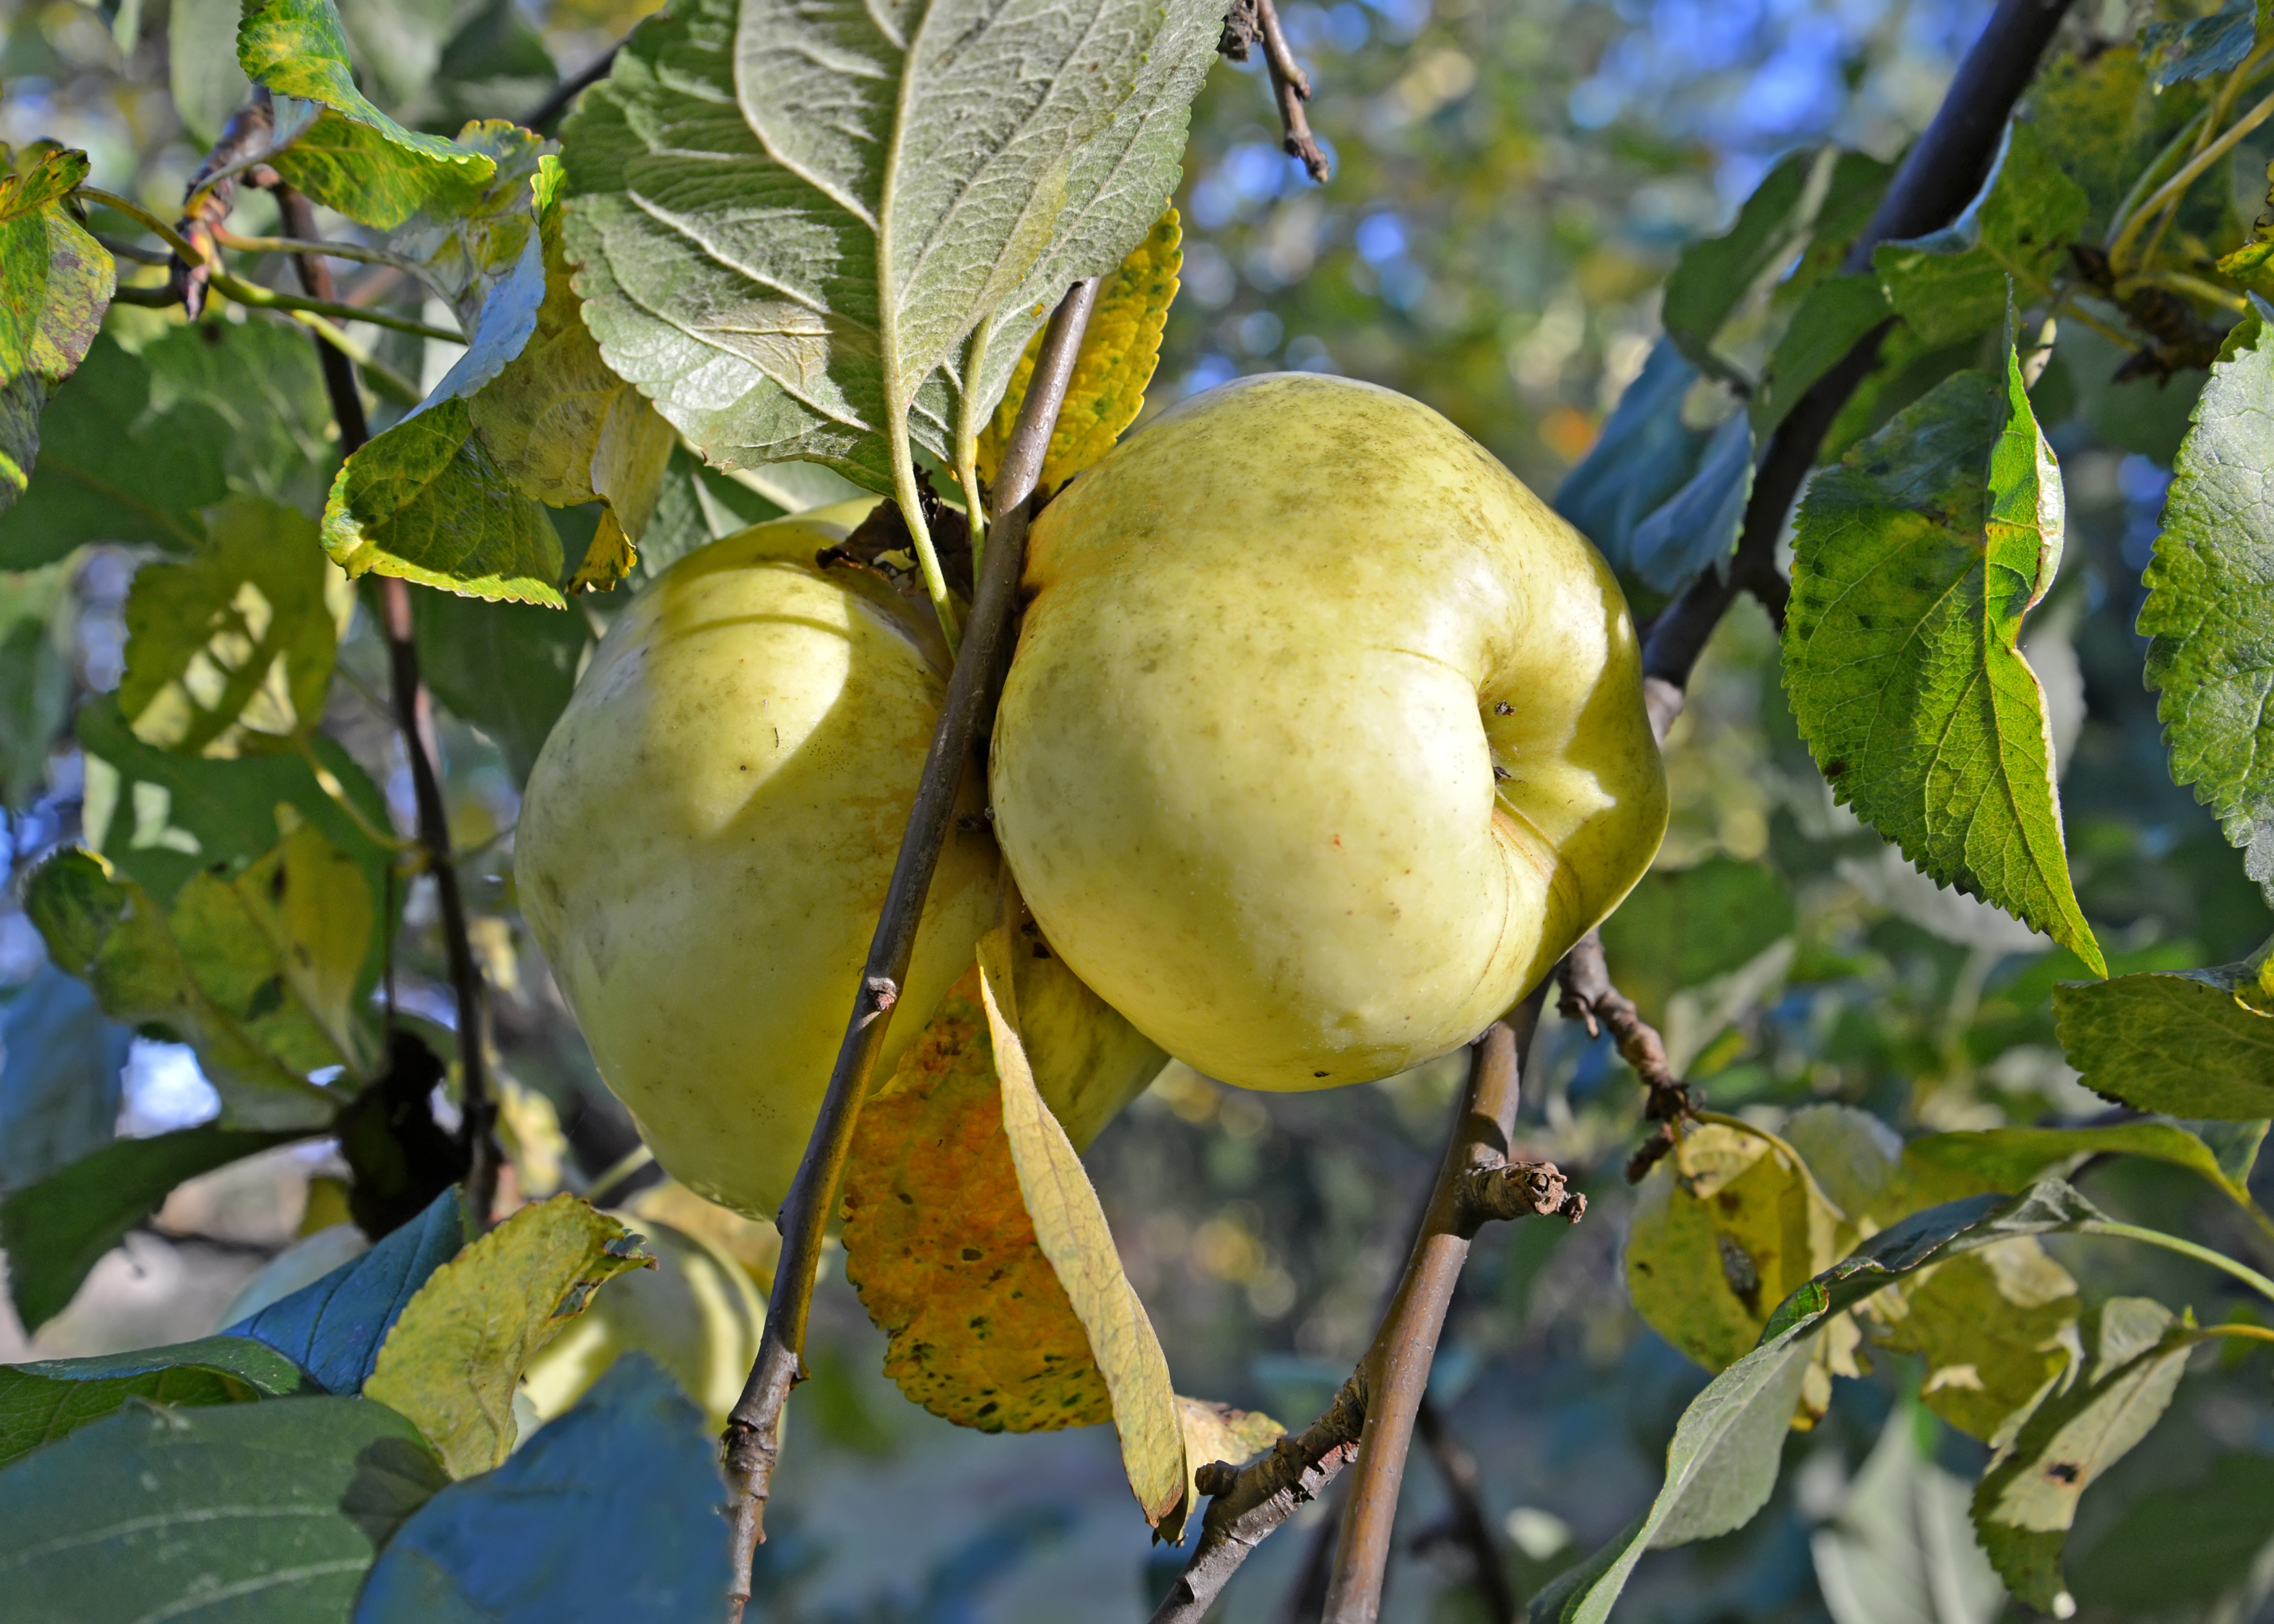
516;503;999;1218
990;373;1668;1091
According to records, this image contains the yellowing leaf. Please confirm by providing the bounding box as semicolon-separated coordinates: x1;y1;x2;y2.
977;925;1187;1530
1869;1239;2077;1442
1626;1124;1845;1373
363;1193;653;1477
976;207;1181;496
623;1178;780;1292
118;495;344;759
843;965;1115;1432
1176;1395;1284;1522
24;840;362;1127
1004;916;1167;1150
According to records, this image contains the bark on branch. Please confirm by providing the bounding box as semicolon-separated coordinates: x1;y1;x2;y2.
1554;931;1697;1182
1219;0;1330;182
719;277;1102;1623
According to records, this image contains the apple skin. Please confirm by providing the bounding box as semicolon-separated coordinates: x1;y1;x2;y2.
990;372;1668;1091
516;503;998;1218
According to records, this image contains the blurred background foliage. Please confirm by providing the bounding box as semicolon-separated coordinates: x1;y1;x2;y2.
2;0;2272;1618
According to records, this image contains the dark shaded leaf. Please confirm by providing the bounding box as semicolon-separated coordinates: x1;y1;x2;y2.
1626;411;1753;593
0;963;130;1193
353;1355;730;1623
635;444;785;584
0;1124;311;1331
1553;337;1706;564
1751;271;1892;435
0;1334;314;1467
414;590;590;786
1598;856;1792;1023
2068;1452;2274;1609
2143;0;2255;89
0;1393;446;1618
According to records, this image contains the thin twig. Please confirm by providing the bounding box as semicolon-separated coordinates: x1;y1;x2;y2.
1554;931;1698;1182
168;94;276;318
1414;1397;1515;1624
2111;83;2274;270
1322;997;1547;1624
719;276;1102;1620
1220;0;1329;182
214;227;454;301
526;47;621;133
266;180;502;1227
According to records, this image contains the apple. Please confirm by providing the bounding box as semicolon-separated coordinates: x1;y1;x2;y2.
989;373;1668;1092
516;503;999;1218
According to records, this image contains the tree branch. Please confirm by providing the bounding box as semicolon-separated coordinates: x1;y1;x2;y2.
719;276;1103;1621
264;180;501;1227
1554;930;1698;1182
1639;0;2077;718
1219;0;1330;182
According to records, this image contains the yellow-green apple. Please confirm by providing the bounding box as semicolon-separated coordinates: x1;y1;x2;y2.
516;503;998;1217
990;373;1668;1091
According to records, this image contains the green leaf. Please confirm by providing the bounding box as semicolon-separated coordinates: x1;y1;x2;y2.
1598;856;1792;1024
1663;145;1852;380
0;334;231;565
2067;1452;2274;1610
324;159;672;603
2138;308;2274;905
0;1393;446;1618
415;590;591;786
1907;1118;2268;1208
2142;0;2256;90
237;0;496;229
76;693;394;914
0;146;115;518
232;1188;466;1395
362;1193;652;1477
2028;44;2207;239
0;1335;314;1468
1751;271;1892;435
1784;356;2103;974
976;206;1183;495
1873;123;2089;348
2052;943;2274;1118
1972;1297;2201;1614
141;315;341;509
353;1355;731;1623
560;0;1221;492
1538;1181;2113;1624
26;835;373;1119
0;559;72;809
0;1125;312;1331
118;494;346;759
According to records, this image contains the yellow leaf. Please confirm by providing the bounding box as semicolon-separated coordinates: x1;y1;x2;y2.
1176;1395;1284;1519
977;925;1187;1530
624;1177;780;1292
362;1193;653;1476
1003;914;1167;1151
1870;1239;2078;1442
976;207;1181;496
842;967;1115;1434
229;822;374;1073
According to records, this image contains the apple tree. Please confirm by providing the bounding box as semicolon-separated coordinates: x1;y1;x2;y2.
0;0;2270;1618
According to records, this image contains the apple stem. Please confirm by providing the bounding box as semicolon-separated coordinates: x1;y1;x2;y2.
267;177;500;1227
718;276;1102;1622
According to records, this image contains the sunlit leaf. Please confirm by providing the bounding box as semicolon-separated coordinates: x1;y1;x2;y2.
324;158;671;603
1784;355;2103;973
2138;308;2274;904
0;1125;312;1332
0;1335;313;1468
354;1355;730;1623
0;146;114;519
119;495;346;759
976;207;1182;496
362;1193;652;1477
0;1393;445;1617
1175;1395;1284;1531
2028;44;2206;239
977;924;1187;1531
561;0;1220;492
238;0;496;229
2052;942;2274;1118
1972;1297;2201;1614
1873;123;2089;348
